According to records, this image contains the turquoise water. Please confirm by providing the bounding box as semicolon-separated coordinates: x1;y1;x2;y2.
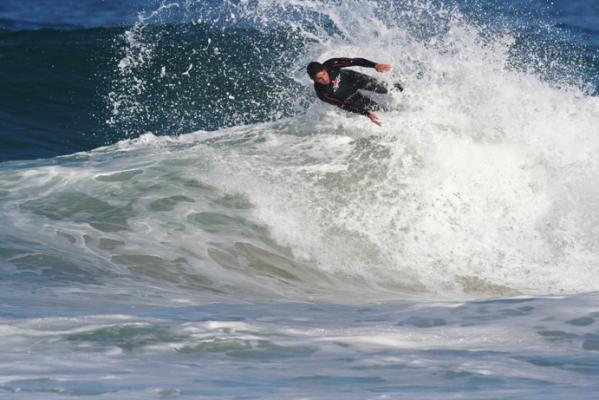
1;0;599;398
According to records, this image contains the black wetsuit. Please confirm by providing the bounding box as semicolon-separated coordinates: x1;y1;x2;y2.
313;57;402;116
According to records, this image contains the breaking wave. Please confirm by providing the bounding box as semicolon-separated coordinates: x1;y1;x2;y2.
2;0;599;301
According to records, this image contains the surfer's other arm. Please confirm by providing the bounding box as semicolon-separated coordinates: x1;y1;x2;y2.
316;91;382;125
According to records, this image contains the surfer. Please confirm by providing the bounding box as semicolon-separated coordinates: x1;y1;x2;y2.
306;57;403;126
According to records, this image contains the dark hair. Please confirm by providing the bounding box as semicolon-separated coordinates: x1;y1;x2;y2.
306;62;325;79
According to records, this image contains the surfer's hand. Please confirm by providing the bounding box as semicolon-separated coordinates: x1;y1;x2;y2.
375;63;392;73
369;112;382;126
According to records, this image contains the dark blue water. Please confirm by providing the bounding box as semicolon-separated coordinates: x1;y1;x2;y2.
0;0;597;162
0;0;146;29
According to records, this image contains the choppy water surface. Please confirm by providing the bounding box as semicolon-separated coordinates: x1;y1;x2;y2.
1;0;599;398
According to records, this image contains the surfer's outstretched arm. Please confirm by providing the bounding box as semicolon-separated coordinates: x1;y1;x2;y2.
323;58;392;73
323;57;376;70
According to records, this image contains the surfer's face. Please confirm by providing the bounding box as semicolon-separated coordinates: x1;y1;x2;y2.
314;70;330;85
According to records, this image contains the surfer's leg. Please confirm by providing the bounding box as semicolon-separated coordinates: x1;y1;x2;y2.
361;76;389;94
352;93;387;112
350;72;389;94
351;72;403;95
358;76;403;93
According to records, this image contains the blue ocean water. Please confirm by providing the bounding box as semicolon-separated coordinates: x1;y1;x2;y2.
1;1;599;399
0;0;597;162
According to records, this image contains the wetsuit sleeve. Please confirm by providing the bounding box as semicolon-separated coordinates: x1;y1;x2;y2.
316;89;371;116
322;57;377;70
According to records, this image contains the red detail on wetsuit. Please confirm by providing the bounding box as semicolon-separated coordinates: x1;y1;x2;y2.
323;94;350;105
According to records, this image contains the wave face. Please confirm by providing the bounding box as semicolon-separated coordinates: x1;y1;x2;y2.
2;0;599;301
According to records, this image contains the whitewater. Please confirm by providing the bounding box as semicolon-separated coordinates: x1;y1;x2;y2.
1;0;599;398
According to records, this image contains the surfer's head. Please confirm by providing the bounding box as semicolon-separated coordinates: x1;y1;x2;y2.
307;62;329;85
